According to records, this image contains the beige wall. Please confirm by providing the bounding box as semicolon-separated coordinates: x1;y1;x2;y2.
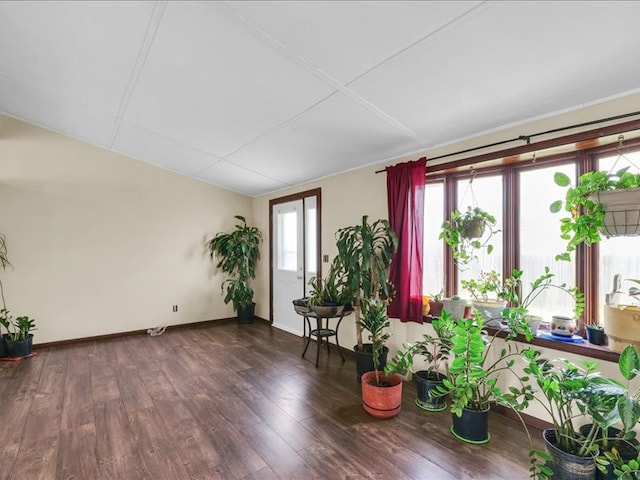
0;114;252;343
3;89;640;421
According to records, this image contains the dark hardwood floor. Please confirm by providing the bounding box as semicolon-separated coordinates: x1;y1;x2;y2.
0;320;543;479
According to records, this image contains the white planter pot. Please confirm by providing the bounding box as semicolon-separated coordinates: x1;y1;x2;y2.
550;315;575;337
525;314;543;336
442;298;467;320
591;187;640;237
471;299;507;327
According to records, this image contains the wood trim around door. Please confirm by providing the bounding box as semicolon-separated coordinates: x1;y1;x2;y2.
268;188;322;325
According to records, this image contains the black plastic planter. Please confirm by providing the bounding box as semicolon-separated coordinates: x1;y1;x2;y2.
543;429;598;480
415;371;447;412
451;407;490;444
354;344;388;382
237;303;255;324
578;425;638;480
0;333;7;358
585;326;606;346
5;334;33;358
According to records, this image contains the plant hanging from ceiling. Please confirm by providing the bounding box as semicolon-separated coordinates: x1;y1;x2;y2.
439;173;500;266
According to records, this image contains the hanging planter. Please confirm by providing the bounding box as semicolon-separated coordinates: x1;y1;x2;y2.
440;206;500;266
550;165;640;261
591;187;640;237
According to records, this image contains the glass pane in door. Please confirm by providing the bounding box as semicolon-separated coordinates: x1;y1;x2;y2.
277;211;298;271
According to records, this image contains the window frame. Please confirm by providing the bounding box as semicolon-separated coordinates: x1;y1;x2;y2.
428;134;640;331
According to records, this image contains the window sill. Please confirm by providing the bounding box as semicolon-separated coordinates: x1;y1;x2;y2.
424;315;619;363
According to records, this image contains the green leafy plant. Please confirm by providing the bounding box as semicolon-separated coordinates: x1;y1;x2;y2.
522;349;628;479
439;206;500;266
385;311;455;378
550;168;640;261
436;312;534;416
0;233;12;312
429;289;443;302
593;345;640;477
307;259;350;308
500;267;585;326
0;309;36;341
461;270;506;301
358;298;391;385
207;215;262;312
335;216;397;349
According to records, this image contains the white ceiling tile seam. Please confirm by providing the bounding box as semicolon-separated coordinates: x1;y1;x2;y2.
345;0;491;88
108;1;168;149
217;1;419;141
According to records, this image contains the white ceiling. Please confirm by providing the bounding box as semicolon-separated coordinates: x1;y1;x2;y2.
2;1;640;197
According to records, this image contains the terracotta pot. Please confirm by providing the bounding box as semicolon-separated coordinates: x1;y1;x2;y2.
361;371;402;418
428;301;443;317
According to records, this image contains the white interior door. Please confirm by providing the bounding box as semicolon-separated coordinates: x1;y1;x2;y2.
272;200;305;335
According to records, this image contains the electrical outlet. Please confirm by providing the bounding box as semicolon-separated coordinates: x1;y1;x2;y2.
323;254;329;263
172;305;178;312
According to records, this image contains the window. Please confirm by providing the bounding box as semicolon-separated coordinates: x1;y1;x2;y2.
423;182;444;296
456;174;503;293
598;151;640;322
518;164;576;320
424;135;640;327
277;211;298;271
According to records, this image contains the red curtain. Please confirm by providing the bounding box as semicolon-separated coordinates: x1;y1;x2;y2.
386;157;426;323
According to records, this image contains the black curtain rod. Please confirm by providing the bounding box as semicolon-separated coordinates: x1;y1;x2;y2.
375;109;640;174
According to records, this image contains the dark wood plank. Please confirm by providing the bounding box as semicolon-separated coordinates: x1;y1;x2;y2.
9;439;58;480
0;443;19;480
57;423;100;480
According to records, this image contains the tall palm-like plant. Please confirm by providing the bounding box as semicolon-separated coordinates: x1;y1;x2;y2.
0;233;12;311
335;216;397;349
208;216;262;313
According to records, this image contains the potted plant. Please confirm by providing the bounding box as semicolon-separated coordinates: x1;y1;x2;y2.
442;294;467;320
550;167;640;261
603;275;640;353
385;311;455;412
208;215;262;324
462;270;508;327
586;344;640;480
500;267;585;336
426;289;444;317
585;324;606;345
436;311;534;444
306;259;350;316
359;298;402;418
0;234;11;358
523;348;627;480
0;310;36;358
439;206;500;266
334;216;397;379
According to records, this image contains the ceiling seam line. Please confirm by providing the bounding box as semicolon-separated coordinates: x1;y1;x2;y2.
346;0;492;87
216;1;419;141
199;91;342;168
108;1;168;148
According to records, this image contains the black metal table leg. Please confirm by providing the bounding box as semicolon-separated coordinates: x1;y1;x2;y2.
301;315;312;359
